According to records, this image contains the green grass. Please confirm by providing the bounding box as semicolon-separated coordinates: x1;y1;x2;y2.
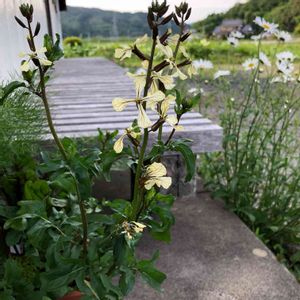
63;37;300;69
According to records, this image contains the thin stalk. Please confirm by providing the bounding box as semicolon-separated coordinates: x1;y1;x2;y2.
27;20;88;257
131;31;157;220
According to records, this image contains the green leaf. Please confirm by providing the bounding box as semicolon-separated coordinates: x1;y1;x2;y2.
0;81;25;104
5;230;23;246
291;251;300;263
137;252;166;290
168;140;196;182
0;291;15;300
119;267;135;296
113;235;128;266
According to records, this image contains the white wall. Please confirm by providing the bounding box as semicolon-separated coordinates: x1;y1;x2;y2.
0;0;63;81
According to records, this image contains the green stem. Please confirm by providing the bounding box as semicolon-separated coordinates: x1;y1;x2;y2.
131;30;157;220
27;20;87;256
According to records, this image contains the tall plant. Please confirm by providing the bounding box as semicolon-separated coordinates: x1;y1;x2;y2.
1;1;200;299
200;17;300;281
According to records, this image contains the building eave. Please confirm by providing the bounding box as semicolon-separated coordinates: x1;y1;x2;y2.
59;0;67;11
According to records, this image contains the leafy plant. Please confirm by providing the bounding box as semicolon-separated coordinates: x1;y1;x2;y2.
199;18;300;281
0;1;200;299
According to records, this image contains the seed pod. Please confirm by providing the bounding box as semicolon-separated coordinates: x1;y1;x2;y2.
159;29;172;44
161;13;173;25
181;2;188;14
147;13;154;29
177;59;191;68
132;46;149;61
185;7;192;20
27;37;35;51
158;5;169;17
180;32;191;42
151;118;165;132
14;16;27;28
127;135;140;147
19;4;33;22
34;22;41;37
32;58;39;67
175;5;181;17
154;60;169;72
173;14;180;26
148;7;154;21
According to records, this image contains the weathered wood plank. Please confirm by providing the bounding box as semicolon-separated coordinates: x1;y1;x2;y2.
48;58;223;153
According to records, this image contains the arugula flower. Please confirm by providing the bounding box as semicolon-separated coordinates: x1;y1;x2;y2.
19;47;52;72
144;162;172;190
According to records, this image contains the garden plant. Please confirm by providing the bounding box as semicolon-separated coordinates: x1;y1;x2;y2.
0;1;200;299
198;18;300;281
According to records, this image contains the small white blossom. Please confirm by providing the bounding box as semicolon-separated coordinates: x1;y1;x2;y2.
230;31;245;39
193;59;213;70
214;70;231;80
144;162;172;190
275;30;292;42
227;36;239;47
242;58;259;71
259;52;271;67
254;17;278;34
276;51;295;63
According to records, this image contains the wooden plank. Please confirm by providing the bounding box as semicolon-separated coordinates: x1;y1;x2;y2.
47;58;223;153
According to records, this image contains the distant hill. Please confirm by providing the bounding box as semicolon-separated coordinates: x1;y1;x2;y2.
193;0;300;36
61;6;178;38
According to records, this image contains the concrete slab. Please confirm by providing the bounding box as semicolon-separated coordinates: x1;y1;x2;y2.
128;194;300;300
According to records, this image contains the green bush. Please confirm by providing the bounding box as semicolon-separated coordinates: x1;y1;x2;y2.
200;74;300;281
63;36;83;47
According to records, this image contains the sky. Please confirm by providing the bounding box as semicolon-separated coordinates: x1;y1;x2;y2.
66;0;245;23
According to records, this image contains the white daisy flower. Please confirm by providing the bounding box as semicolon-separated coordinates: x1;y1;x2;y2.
276;60;294;76
275;31;292;42
259;52;271;67
271;74;295;84
193;59;213;70
242;58;259;71
227;36;239;47
276;51;295;63
214;70;231;80
254;17;278;34
230;31;245;39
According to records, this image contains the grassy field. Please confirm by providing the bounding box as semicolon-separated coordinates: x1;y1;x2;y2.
64;37;300;70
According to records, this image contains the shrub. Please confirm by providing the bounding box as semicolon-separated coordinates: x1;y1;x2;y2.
63;36;82;47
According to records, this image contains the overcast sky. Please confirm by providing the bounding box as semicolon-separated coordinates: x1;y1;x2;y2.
67;0;245;23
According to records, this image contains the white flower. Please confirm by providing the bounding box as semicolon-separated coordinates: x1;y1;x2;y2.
160;95;184;131
242;58;259;71
122;221;146;240
193;59;213;70
259;52;271;67
276;60;294;76
113;127;140;153
271;74;295;84
275;31;292;42
254;17;278;34
156;37;173;59
19;47;52;72
189;87;197;94
230;31;244;39
251;34;263;41
276;51;295;63
214;70;231;80
115;34;148;61
112;91;165;128
227;36;239;47
144;162;172;190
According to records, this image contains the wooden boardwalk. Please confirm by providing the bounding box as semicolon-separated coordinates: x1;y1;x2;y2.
48;58;222;153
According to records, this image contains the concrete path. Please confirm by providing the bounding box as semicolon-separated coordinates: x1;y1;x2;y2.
128;194;300;300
